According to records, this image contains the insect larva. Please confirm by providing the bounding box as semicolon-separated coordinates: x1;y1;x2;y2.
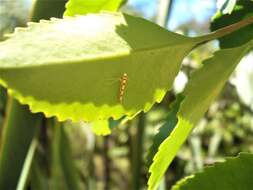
119;73;128;104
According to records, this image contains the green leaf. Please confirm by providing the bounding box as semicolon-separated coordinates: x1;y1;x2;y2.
64;0;123;16
17;134;38;190
148;117;191;190
91;120;111;135
31;0;67;22
217;0;237;14
211;0;253;48
1;13;252;123
148;40;253;190
64;0;123;135
146;95;184;167
0;13;198;122
172;153;253;190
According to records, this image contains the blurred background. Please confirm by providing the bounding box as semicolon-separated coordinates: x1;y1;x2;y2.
0;0;253;189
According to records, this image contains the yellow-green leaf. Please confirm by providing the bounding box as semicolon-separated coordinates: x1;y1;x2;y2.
148;40;253;190
0;13;197;122
91;120;111;136
64;0;123;16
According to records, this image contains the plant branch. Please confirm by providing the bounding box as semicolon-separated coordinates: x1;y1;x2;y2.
131;113;146;190
16;132;39;190
194;16;253;45
156;0;173;27
103;136;111;190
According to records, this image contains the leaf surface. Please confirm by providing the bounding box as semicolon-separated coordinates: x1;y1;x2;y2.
148;40;253;190
172;153;253;190
91;120;111;135
146;95;183;167
64;0;123;135
64;0;123;16
0;13;196;122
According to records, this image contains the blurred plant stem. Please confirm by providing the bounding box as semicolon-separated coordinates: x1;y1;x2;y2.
0;86;7;138
50;121;81;190
189;134;203;171
156;0;173;27
208;130;223;161
0;98;41;190
103;136;111;190
131;113;146;190
30;0;67;22
17;130;39;190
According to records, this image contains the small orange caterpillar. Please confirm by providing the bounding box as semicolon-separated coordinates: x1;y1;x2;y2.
119;73;128;104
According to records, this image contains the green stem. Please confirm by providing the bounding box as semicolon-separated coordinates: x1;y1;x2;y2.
0;86;7;136
103;136;111;190
189;134;203;171
51;122;80;190
0;99;41;190
156;0;173;27
131;113;146;190
17;132;39;190
194;16;253;45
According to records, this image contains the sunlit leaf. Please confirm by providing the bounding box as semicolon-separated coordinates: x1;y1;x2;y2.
0;13;200;122
64;0;123;135
0;13;252;123
91;120;111;136
232;52;253;111
146;95;183;167
64;0;123;16
148;40;253;190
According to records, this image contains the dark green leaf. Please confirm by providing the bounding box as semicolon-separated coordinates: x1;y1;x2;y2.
211;0;253;48
172;153;253;190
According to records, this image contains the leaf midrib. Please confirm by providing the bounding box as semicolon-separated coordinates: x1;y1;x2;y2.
0;41;192;69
